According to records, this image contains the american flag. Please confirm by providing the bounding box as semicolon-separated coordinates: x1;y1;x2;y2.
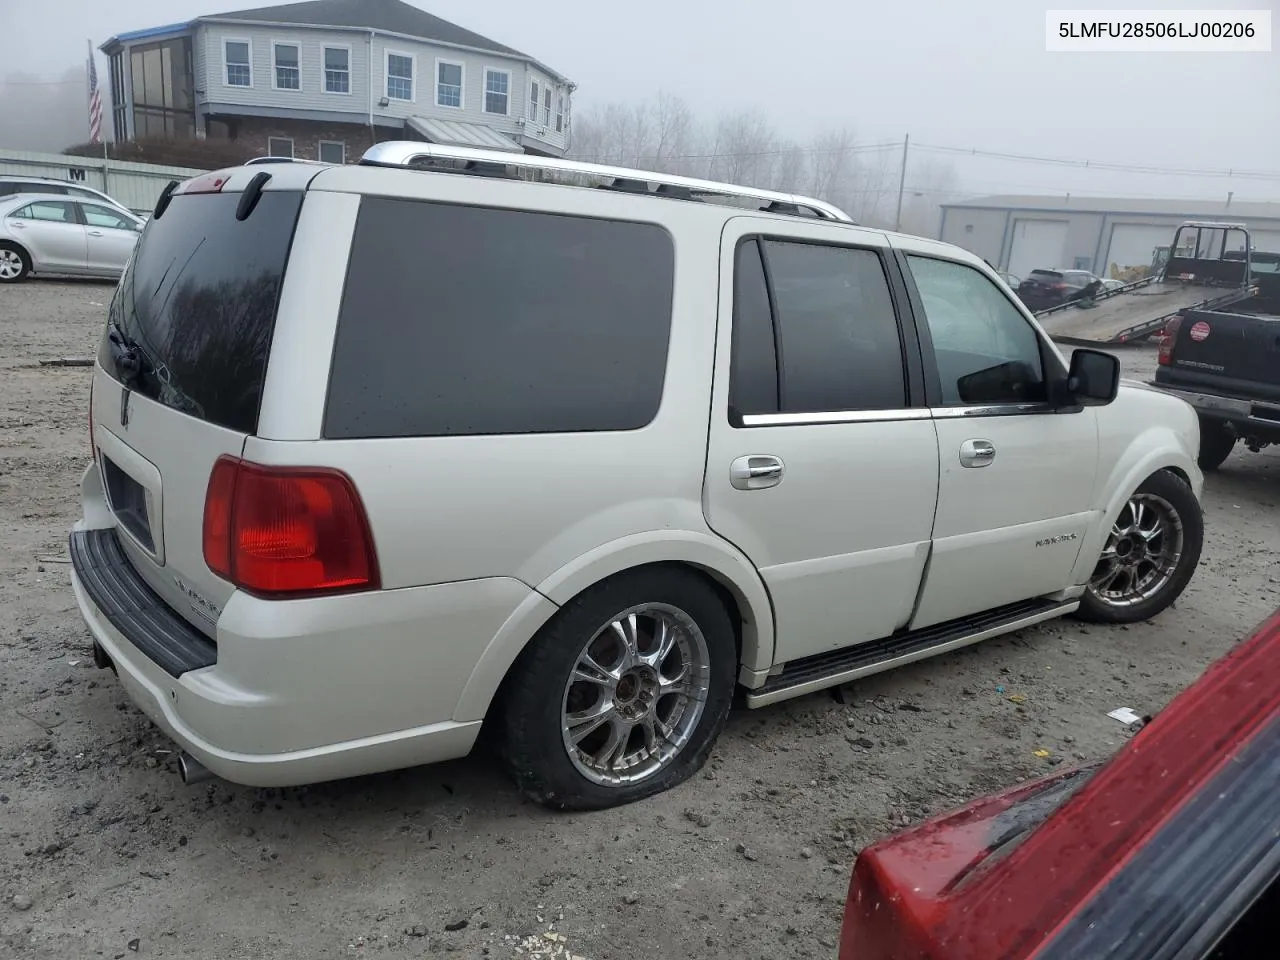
86;41;102;144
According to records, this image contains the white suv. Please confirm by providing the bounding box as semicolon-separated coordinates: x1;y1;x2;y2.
69;143;1205;810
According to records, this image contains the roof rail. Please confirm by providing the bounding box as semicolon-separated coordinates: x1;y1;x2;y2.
358;142;854;223
245;156;332;166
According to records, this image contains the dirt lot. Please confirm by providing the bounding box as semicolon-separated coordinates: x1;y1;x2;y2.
2;279;1278;960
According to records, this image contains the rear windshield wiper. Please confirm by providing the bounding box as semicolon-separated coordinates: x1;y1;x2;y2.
106;320;154;388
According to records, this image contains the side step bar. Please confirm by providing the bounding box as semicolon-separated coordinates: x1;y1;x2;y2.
745;598;1078;708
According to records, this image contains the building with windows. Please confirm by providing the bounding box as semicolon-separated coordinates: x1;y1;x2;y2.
938;195;1280;282
99;0;575;162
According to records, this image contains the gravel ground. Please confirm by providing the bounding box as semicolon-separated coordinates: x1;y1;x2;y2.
2;280;1278;960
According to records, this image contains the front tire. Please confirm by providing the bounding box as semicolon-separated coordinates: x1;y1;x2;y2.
0;243;30;283
1196;417;1236;471
499;566;736;811
1076;469;1203;624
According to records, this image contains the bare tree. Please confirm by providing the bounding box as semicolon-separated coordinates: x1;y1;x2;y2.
568;93;956;232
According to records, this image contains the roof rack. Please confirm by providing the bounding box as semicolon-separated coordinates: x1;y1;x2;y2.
245;156;332;166
358;142;854;223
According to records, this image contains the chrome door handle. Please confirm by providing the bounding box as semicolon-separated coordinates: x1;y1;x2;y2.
959;439;996;468
87;230;103;236
730;455;784;490
10;222;25;229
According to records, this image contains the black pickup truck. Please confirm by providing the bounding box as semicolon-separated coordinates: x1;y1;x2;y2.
1152;278;1280;469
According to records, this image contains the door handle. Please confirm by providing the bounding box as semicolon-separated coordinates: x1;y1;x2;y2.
11;222;25;229
87;230;103;236
730;455;784;490
959;439;996;468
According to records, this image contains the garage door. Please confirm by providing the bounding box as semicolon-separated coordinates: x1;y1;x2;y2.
1104;224;1175;279
1007;219;1069;280
1249;230;1280;254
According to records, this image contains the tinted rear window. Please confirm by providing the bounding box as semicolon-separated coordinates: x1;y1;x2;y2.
98;190;302;434
1029;270;1063;281
324;198;675;439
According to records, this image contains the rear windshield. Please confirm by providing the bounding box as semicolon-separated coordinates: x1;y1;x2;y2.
1029;270;1063;281
97;189;303;434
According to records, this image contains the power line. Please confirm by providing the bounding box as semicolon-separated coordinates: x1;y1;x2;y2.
569;140;902;164
914;141;1280;183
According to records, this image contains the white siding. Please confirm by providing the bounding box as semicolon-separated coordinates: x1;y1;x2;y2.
1007;219;1070;279
199;23;373;117
194;22;570;151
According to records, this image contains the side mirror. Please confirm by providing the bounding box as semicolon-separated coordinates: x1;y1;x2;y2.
1065;348;1120;406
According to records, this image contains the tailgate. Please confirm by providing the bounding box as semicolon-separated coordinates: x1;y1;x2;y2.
90;185;305;638
1170;309;1280;391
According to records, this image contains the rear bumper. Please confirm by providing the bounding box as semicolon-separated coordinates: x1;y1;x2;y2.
1148;383;1280;438
69;522;536;787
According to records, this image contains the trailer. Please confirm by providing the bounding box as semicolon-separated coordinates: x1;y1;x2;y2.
1032;221;1260;346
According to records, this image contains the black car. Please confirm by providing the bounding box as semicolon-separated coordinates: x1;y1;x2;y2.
1016;268;1104;312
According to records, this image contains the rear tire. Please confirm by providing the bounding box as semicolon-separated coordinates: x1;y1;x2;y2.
499;566;736;811
0;243;30;283
1076;469;1203;624
1196;417;1236;472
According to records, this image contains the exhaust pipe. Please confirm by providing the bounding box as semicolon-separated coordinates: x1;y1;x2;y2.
178;752;214;785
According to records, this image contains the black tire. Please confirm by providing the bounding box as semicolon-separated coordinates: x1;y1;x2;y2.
1196;417;1236;472
1075;469;1203;625
499;565;736;811
0;242;31;283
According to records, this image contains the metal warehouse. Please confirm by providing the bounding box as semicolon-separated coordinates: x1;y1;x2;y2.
937;195;1280;282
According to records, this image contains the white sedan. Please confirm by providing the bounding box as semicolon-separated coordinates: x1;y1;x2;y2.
0;193;143;283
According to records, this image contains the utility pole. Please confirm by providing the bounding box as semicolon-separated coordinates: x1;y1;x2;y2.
894;134;910;232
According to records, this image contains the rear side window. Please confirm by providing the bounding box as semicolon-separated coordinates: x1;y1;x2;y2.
324;199;675;439
731;239;906;417
98;190;303;434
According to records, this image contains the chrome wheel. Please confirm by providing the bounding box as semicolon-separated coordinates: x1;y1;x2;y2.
0;249;24;280
560;603;710;787
1088;493;1184;608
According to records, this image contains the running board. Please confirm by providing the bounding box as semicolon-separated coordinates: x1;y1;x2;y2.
745;598;1078;708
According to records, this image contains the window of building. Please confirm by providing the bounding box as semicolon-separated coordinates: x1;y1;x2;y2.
109;51;127;140
273;42;300;90
556;93;564;133
318;140;345;164
131;37;196;139
529;79;539;120
436;60;462;107
906;255;1046;406
324;46;350;94
386;51;414;101
224;39;251;87
267;137;294;158
543;87;551;126
483;68;509;115
324;199;676;439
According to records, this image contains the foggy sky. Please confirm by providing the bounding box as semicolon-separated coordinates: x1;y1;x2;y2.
2;0;1277;201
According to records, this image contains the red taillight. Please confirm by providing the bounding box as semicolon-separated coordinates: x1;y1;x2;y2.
1158;316;1182;365
1050;282;1068;292
201;456;379;598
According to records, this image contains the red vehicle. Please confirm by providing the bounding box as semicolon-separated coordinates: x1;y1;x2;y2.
840;608;1280;959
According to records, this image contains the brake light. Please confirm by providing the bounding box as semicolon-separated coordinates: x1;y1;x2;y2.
1158;316;1182;365
202;456;379;597
1050;283;1068;292
180;171;231;194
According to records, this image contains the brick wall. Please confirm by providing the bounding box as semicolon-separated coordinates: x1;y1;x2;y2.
207;115;399;163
